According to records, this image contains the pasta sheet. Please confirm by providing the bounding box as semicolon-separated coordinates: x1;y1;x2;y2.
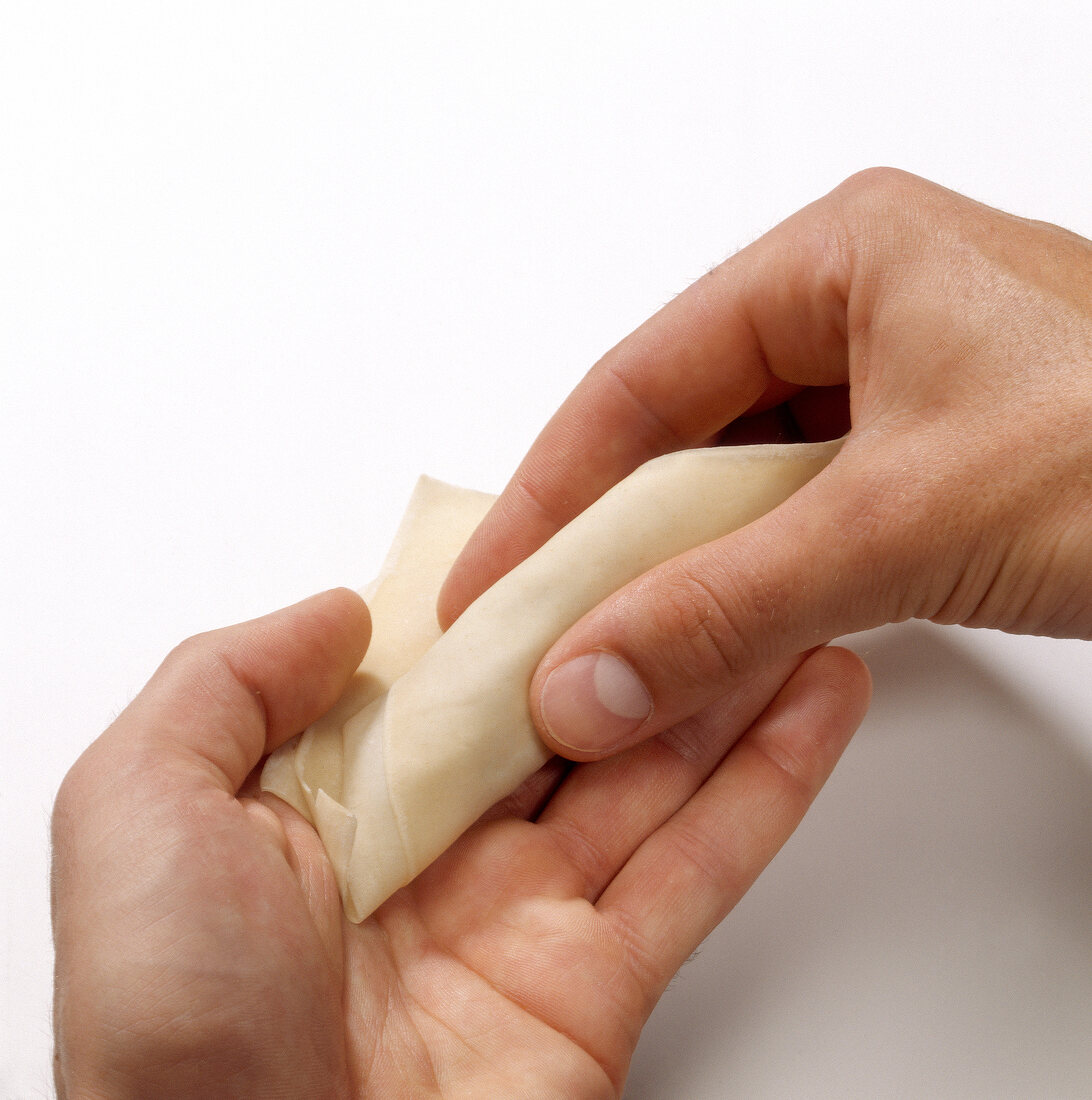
261;440;840;921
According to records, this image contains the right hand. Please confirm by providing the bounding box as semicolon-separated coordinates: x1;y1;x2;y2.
439;168;1092;758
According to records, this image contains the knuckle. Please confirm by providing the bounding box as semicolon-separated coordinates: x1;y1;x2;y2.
743;730;822;809
162;629;214;672
150;634;214;705
599;359;689;453
158;630;261;733
647;561;756;692
508;462;582;545
662;817;741;896
834;166;927;214
609;902;663;994
830;167;941;276
162;629;236;696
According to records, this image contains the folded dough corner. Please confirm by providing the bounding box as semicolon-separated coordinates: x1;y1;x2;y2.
261;440;841;921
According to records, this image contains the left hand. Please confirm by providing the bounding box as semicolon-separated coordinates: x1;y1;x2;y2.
52;588;869;1099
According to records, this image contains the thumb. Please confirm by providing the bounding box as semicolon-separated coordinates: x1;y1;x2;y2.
530;443;915;758
96;587;372;793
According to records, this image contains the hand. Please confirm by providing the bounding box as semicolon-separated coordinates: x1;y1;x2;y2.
52;590;868;1099
438;168;1092;758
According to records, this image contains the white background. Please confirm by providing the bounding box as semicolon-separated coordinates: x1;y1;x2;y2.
2;2;1090;1096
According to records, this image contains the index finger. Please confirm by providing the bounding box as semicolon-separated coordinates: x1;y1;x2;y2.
437;183;854;628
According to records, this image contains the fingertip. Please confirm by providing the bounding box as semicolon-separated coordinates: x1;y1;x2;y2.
435;571;463;632
254;587;374;738
806;644;873;714
437;518;520;632
437;532;495;631
119;588;377;790
534;651;653;761
306;586;372;656
747;644;872;790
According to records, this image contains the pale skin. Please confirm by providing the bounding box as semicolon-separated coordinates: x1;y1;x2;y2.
51;589;870;1098
439;167;1092;758
53;169;1090;1096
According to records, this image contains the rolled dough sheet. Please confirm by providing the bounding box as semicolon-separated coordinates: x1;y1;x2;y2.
262;439;841;921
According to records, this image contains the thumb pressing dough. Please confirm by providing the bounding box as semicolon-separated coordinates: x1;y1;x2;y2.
261;439;841;921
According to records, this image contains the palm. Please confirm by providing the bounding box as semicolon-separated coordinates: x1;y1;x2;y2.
237;762;664;1097
53;593;866;1099
335;817;636;1098
255;642;861;1098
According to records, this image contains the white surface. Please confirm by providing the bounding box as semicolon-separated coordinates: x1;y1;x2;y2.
2;3;1089;1096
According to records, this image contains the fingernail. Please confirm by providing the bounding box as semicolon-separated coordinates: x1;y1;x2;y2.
539;652;652;754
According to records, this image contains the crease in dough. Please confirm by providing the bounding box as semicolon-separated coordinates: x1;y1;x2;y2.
261;439;841;921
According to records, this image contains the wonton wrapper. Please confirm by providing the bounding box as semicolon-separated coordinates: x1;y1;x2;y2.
261;439;841;921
